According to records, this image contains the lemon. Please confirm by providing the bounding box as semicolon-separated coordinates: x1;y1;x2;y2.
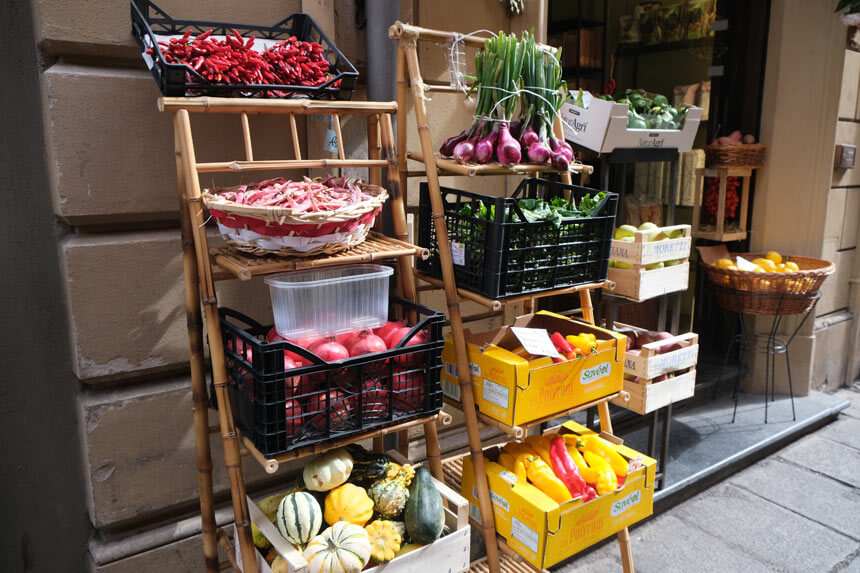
728;264;738;271
752;266;765;273
766;250;782;265
777;263;786;272
715;258;734;269
752;258;777;272
785;261;800;272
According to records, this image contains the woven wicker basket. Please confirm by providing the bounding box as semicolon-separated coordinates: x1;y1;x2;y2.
702;253;834;315
705;143;767;168
202;181;388;257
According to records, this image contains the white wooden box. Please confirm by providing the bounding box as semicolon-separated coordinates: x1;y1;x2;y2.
238;452;471;573
560;91;703;153
606;262;690;301
610;224;692;266
613;370;697;415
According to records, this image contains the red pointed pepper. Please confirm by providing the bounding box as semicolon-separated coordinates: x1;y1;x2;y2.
549;436;597;502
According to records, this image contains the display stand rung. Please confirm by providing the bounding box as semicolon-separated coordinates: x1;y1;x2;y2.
415;270;605;311
210;232;428;281
444;392;629;439
239;413;442;474
406;151;593;176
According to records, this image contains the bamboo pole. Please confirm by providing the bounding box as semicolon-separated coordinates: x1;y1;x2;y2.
380;113;419;459
196;158;388;173
389;21;492;48
159;97;397;115
396;47;409;213
175;109;257;572
401;40;501;573
240;112;254;161
597;400;635;573
174;116;219;573
367;114;382;187
333;114;346;160
288;114;302;160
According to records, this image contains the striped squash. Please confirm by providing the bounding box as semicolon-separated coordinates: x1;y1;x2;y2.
303;522;371;573
276;491;323;548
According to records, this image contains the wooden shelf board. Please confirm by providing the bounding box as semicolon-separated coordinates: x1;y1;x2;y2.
414;270;604;311
211;233;427;281
239;413;439;474
443;392;625;438
696;166;755;177
692;230;747;242
407;151;594;176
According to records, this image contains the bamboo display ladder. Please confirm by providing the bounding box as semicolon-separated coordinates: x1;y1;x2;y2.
389;22;635;573
163;96;453;572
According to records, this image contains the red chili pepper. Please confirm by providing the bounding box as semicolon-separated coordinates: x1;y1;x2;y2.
550;437;596;501
195;29;213;42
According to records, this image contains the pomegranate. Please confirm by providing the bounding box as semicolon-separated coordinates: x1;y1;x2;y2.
346;331;388;357
373;320;405;343
362;379;390;420
309;339;350;362
389;328;429;367
383;325;413;349
336;330;361;347
266;327;286;343
283;355;302;395
305;389;356;431
392;372;426;413
284;398;303;435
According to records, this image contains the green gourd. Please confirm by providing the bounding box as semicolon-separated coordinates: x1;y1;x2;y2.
403;467;444;544
368;476;409;519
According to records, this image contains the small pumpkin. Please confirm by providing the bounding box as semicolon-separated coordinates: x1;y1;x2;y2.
368;473;410;519
404;467;444;544
303;521;371;573
276;491;323;547
365;520;402;563
390;521;407;540
304;448;354;492
394;543;423;557
324;483;374;526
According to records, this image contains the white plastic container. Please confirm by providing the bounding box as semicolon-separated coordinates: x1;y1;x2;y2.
265;264;394;339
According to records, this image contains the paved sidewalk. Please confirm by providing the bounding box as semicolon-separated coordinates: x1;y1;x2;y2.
557;387;860;573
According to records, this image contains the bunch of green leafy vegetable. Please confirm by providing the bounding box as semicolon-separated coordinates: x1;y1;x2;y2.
458;191;607;228
600;90;688;130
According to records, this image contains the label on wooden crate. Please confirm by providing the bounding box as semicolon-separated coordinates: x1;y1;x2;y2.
511;517;540;553
450;241;465;266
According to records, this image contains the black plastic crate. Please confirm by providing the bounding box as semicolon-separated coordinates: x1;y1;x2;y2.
216;297;443;457
417;178;618;299
131;0;357;99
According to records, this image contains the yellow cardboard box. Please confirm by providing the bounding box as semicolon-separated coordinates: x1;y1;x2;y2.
461;421;655;569
441;312;625;426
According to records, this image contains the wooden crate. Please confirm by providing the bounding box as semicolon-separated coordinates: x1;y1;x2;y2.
614;370;696;415
609;224;692;266
239;451;470;573
692;167;754;242
611;324;698;415
606;262;690;301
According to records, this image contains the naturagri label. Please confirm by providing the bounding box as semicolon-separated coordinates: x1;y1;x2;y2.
610;490;642;517
581;362;611;385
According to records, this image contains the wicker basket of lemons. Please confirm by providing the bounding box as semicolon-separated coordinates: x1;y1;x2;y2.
702;250;834;315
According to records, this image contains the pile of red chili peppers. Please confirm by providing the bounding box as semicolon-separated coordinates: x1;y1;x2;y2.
146;28;338;90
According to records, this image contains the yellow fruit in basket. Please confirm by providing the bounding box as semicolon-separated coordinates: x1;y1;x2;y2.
715;258;734;269
785;261;800;272
766;251;783;265
752;266;765;273
777;263;786;272
727;264;738;271
752;258;777;272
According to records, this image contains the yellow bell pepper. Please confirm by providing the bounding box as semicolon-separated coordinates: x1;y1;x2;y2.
584;451;617;495
566;334;597;354
497;452;516;473
579;435;628;477
524;435;553;466
565;442;599;484
502;441;538;460
513;454;529;482
517;454;572;504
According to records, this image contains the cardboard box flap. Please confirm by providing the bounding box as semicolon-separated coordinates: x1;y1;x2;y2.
696;244;731;265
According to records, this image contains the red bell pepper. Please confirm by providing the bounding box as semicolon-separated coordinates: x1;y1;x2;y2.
549;436;596;502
